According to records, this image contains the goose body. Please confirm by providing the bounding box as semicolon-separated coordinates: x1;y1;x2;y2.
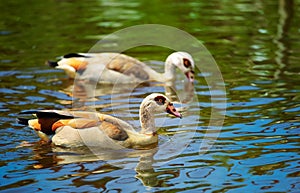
18;93;182;149
47;52;195;83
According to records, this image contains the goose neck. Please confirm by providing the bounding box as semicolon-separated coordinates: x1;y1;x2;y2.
139;105;156;135
164;59;176;81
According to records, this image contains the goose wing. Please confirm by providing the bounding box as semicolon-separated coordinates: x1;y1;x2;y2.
19;110;130;141
103;53;150;80
78;53;150;81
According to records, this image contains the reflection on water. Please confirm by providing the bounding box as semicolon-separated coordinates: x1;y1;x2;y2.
248;0;296;80
1;0;300;192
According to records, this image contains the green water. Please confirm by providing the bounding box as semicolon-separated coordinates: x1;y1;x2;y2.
1;0;299;192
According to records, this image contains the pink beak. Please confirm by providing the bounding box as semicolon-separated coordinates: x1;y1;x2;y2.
166;103;182;118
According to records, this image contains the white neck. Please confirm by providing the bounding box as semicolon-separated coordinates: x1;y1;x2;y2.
142;59;176;82
163;58;176;82
139;104;156;134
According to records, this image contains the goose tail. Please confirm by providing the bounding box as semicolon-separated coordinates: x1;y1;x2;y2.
46;60;58;68
17;117;30;126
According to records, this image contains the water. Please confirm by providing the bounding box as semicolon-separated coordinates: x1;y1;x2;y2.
1;0;300;192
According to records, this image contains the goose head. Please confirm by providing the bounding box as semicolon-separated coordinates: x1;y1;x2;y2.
140;93;182;118
165;52;195;83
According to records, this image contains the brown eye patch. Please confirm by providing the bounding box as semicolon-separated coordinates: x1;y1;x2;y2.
154;95;166;105
183;58;192;68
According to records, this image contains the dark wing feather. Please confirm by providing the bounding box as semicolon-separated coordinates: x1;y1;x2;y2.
19;110;75;119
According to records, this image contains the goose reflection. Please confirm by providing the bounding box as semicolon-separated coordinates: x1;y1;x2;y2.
22;141;180;188
56;77;195;109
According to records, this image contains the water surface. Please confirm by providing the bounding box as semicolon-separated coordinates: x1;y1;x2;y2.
1;0;299;192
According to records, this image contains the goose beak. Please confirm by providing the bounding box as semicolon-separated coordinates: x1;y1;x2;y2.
166;103;182;118
185;71;195;83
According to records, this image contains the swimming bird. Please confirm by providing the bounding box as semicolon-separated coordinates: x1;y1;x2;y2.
47;52;195;83
18;93;182;149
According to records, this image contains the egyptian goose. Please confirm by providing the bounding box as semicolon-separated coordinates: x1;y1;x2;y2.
18;93;182;149
47;52;195;83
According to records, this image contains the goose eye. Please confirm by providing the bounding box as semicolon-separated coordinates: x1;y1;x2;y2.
183;58;191;68
154;96;166;105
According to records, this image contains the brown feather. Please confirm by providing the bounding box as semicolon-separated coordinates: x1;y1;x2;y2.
38;117;62;135
67;118;128;141
68;118;100;129
106;55;149;80
99;121;128;141
52;117;128;141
